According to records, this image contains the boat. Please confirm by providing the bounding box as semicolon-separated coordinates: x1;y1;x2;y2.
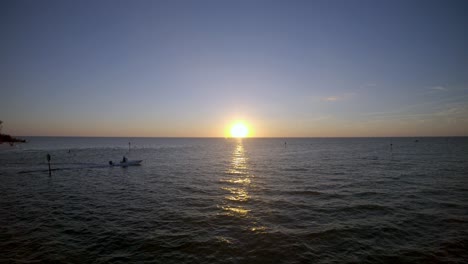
109;160;142;167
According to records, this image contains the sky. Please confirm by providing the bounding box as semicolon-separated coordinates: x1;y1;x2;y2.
1;0;468;137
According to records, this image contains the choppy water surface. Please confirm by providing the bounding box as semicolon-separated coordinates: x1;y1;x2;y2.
1;137;467;263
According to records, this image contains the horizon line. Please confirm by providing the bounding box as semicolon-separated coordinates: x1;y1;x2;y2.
16;135;468;139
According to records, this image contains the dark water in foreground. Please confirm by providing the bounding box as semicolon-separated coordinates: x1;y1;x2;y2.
1;137;467;263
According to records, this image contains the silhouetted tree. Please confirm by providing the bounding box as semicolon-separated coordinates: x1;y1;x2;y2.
0;121;25;143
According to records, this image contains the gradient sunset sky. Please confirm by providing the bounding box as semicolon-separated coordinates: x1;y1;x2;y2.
1;0;467;137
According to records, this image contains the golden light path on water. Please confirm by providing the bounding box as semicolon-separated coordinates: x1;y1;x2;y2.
220;139;267;233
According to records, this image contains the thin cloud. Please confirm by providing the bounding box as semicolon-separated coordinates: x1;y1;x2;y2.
429;86;447;91
314;92;355;103
323;96;338;102
434;102;468;118
361;97;468;125
359;83;377;90
363;94;468;117
322;93;356;102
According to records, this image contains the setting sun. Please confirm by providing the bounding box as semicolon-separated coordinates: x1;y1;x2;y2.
230;122;249;138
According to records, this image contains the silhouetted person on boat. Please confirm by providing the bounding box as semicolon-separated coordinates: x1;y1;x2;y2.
122;156;127;163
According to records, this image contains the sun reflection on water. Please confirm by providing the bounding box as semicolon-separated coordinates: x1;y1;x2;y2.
220;140;252;217
222;187;250;202
217;139;268;236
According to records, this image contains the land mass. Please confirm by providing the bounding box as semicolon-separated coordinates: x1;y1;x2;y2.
0;133;26;144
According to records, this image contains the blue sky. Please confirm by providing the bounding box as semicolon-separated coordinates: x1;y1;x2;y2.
1;0;467;136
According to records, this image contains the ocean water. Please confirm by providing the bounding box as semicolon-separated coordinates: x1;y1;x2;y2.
1;137;467;263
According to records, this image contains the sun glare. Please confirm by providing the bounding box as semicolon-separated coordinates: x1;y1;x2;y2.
230;122;249;138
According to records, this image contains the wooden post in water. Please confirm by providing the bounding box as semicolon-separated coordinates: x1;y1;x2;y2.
389;140;393;160
47;153;51;176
